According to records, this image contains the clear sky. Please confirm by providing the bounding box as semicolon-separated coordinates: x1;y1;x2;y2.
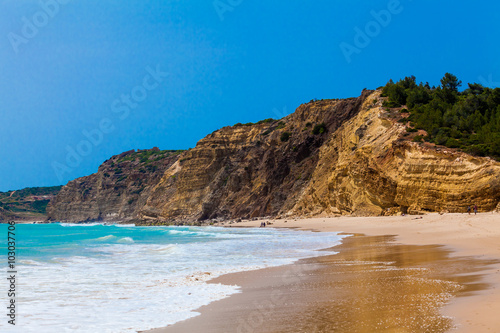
1;0;499;192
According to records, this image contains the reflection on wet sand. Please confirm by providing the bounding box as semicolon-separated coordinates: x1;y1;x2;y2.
291;235;495;333
148;234;497;333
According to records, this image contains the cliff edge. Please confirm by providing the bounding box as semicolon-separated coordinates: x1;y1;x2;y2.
47;90;500;223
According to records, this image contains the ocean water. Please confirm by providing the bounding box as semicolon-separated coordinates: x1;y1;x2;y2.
0;223;346;333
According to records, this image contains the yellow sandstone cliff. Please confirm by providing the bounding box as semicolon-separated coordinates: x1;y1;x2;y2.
48;90;500;223
140;92;370;222
291;91;500;217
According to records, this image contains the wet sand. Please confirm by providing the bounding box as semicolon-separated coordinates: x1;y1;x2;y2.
146;213;500;332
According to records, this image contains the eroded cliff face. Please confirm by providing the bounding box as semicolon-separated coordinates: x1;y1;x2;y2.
48;90;500;223
46;149;181;222
140;92;371;222
290;91;500;217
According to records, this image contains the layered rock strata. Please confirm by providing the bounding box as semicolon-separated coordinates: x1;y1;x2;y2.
47;149;181;222
291;91;500;217
48;91;500;223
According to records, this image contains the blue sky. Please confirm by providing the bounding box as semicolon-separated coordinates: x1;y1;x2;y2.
0;0;499;191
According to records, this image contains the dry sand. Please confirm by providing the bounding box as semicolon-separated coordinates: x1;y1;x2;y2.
148;212;500;333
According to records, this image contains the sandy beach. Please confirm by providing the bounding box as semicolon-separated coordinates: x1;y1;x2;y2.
147;212;500;333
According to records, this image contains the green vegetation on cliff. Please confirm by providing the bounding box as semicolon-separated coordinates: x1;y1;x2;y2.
115;148;184;164
382;74;500;159
0;185;62;221
47;148;184;222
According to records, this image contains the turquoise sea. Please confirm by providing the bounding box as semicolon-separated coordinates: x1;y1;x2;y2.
0;223;345;333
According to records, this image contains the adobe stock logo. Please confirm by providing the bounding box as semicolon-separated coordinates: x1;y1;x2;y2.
7;0;71;54
478;74;500;88
340;0;409;64
213;0;244;21
272;106;289;120
51;65;168;182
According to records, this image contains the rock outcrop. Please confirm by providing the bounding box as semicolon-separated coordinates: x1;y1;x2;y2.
291;91;500;217
48;90;500;223
47;149;182;222
140;92;370;222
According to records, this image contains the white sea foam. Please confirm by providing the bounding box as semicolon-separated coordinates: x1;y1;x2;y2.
0;226;345;333
117;237;134;243
60;223;103;227
18;259;43;266
168;229;191;235
95;235;116;241
112;223;136;227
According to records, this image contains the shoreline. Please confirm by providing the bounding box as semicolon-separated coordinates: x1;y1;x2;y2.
146;212;500;333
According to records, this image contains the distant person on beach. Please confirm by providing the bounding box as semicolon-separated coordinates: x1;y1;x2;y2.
467;206;471;214
473;204;478;215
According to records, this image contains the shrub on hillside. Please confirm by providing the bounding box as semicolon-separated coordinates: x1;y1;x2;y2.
280;132;291;142
312;123;327;135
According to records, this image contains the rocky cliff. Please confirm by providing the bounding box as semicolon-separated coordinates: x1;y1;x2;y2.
48;90;500;223
140;92;370;222
46;149;182;222
290;90;500;217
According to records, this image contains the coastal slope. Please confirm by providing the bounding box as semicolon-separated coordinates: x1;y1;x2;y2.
292;90;500;217
47;90;500;223
140;91;370;222
0;186;61;222
46;149;182;222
